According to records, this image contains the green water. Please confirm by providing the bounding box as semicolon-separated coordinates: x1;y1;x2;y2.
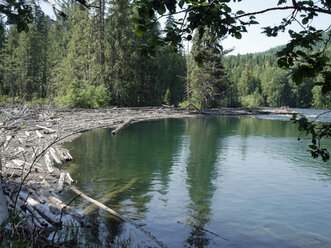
62;117;331;247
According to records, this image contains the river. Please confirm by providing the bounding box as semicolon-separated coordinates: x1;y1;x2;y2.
62;109;331;247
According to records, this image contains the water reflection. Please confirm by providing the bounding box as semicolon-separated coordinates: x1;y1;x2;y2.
62;117;331;247
185;117;230;247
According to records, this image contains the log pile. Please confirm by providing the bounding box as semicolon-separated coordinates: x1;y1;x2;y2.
0;105;297;245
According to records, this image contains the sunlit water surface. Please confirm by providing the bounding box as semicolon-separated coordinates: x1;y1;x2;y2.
62;113;331;247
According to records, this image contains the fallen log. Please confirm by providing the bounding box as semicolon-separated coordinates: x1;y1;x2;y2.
111;118;133;135
45;152;54;173
49;148;61;164
65;172;74;185
70;186;167;248
36;130;44;139
184;103;212;115
57;172;65;192
36;125;56;134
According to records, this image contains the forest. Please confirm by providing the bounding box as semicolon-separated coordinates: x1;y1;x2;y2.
0;0;330;109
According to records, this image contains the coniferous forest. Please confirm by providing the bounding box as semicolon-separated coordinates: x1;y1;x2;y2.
0;1;330;109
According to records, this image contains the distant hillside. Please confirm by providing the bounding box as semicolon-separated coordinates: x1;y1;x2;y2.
223;42;331;109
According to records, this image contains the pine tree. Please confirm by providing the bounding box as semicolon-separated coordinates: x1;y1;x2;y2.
237;62;264;107
53;7;109;108
105;0;137;105
188;28;230;109
3;26;20;101
0;16;6;95
155;45;186;106
2;5;51;101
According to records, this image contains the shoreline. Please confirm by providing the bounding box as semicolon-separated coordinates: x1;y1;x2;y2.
0;106;297;245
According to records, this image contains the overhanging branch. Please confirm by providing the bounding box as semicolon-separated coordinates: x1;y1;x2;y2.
235;5;331;19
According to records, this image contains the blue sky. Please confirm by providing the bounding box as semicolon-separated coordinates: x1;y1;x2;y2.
222;1;331;55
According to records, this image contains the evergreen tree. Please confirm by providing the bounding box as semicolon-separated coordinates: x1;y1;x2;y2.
2;26;20;101
1;6;51;101
0;16;6;95
53;7;109;108
105;0;137;105
261;69;293;107
188;28;230;109
312;86;331;109
155;45;186;106
47;20;69;101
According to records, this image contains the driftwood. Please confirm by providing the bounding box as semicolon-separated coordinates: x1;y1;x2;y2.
49;148;61;164
36;130;44;139
111;118;134;135
57;172;65;192
70;186;167;248
36;125;56;134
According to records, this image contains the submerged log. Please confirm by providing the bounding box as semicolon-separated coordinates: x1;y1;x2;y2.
111;118;133;135
70;186;167;248
70;186;125;221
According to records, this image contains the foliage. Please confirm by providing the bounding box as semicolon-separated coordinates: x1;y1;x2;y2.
163;88;171;105
312;86;331;109
291;114;330;162
223;47;330;109
241;90;264;108
132;0;330;91
54;84;109;108
0;0;186;108
188;28;231;109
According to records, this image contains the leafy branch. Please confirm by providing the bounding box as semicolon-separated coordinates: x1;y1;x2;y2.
291;113;330;162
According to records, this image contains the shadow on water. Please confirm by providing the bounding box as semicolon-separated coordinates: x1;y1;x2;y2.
61;116;331;247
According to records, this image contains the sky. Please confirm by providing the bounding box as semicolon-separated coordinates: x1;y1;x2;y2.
221;1;331;55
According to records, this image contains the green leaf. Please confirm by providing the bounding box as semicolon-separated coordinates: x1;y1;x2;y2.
136;28;145;36
277;0;287;5
157;5;166;15
223;5;232;13
249;20;259;25
309;145;317;150
234;32;242;39
236;10;245;15
302;17;309;25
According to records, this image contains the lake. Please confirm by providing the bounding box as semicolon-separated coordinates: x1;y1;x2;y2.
62;113;331;247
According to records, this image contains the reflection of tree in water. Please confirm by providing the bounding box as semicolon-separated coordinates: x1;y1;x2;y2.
63;119;186;245
185;117;224;247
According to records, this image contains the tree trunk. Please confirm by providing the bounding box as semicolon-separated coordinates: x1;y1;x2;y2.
99;0;105;82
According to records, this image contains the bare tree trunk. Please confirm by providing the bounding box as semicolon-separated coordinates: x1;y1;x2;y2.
99;0;105;82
